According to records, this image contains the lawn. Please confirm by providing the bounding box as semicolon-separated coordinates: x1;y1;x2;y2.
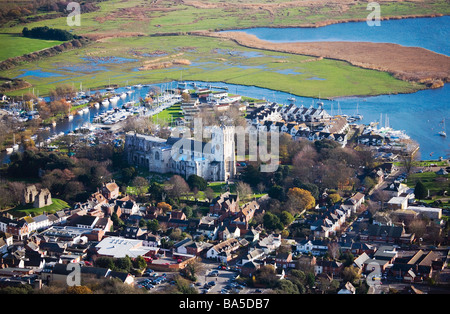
8;198;70;218
406;171;449;197
152;103;183;125
0;33;65;62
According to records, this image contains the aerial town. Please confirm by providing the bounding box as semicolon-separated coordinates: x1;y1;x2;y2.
0;0;449;300
0;80;448;296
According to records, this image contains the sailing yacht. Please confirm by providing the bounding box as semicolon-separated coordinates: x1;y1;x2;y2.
439;118;447;137
352;103;363;120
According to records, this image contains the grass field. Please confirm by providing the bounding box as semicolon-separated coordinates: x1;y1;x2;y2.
9;198;70;218
407;171;450;197
2;0;449;35
0;33;65;62
152;103;183;125
0;0;447;98
0;34;420;99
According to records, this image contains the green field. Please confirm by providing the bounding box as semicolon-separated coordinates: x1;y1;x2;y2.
0;34;421;99
2;0;449;36
152;103;183;125
0;0;447;98
0;33;65;62
9;198;70;218
407;171;450;197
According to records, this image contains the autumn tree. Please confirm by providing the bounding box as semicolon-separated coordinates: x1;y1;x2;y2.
286;187;315;214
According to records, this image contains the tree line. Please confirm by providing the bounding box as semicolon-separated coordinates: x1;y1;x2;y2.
22;26;78;41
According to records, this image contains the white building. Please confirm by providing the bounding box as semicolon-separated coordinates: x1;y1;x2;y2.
125;125;236;181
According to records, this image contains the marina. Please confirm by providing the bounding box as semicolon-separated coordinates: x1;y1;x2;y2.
1;75;448;161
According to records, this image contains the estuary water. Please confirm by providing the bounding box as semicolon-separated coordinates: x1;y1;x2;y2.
224;16;450;56
221;16;449;158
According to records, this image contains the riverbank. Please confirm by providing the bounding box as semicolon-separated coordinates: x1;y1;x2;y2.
195;30;450;87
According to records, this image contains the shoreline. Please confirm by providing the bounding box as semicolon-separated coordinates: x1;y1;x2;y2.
194;31;450;86
213;13;448;32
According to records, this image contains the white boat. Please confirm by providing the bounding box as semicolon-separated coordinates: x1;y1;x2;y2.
126;90;134;95
102;99;110;106
83;107;89;114
94;102;100;109
120;92;127;99
68;115;73;121
52;121;56;127
439;119;446;137
6;147;13;154
109;96;120;103
12;144;19;151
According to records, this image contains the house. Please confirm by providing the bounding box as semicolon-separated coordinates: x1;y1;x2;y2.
353;252;370;272
314;259;343;276
387;196;409;210
241;248;265;265
206;238;240;263
340;192;365;213
373;246;398;263
217;223;240;241
175;240;212;257
240;260;260;277
296;239;329;256
0;216;29;240
360;225;414;244
339;241;375;256
27;214;52;232
274;252;293;269
210;192;239;216
101;180;120;200
120;226;145;239
257;234;281;254
384;182;409;198
390;250;445;283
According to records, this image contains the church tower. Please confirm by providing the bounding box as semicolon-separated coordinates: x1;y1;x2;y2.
209;124;236;181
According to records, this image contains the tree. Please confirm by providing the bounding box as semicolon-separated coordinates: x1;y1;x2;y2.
133;256;147;271
341;266;361;282
66;286;93;294
263;212;283;231
204;187;215;202
414;181;428;200
268;185;285;201
167;175;190;202
146;219;160;233
328;193;342;205
286;187;315;214
187;174;207;191
131;176;149;196
280;211;294;226
236;181;252;201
